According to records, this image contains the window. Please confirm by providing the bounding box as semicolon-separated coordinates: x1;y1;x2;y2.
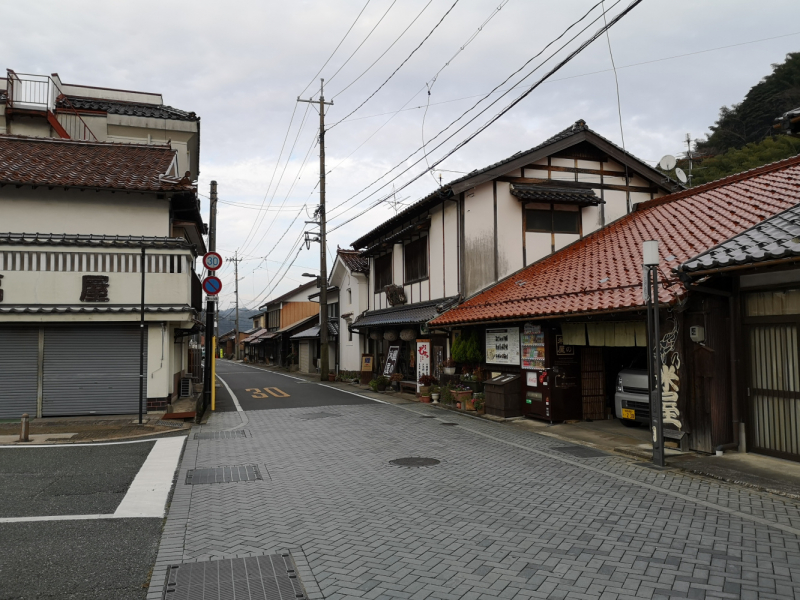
268;309;280;330
526;208;580;234
328;302;339;319
374;253;392;292
404;236;428;283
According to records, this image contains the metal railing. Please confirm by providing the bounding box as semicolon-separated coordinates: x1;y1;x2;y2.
6;69;98;142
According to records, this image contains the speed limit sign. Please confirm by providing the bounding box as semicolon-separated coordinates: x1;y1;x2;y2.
203;252;223;271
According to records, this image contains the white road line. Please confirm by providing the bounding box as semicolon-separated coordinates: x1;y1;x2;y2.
316;383;389;405
114;436;186;518
0;437;180;449
216;373;249;429
0;436;186;523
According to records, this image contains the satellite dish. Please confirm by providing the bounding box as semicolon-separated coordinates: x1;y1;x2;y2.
675;167;688;184
659;154;677;171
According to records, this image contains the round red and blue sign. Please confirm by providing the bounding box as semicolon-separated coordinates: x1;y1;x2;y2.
203;252;223;271
202;276;222;296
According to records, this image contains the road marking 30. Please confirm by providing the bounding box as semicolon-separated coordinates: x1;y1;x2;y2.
246;387;290;398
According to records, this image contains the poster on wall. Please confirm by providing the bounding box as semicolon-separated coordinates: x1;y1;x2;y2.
416;339;431;391
486;327;520;365
383;346;400;377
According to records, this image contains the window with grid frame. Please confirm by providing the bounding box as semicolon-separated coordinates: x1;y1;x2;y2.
374;253;392;292
526;208;580;234
404;236;428;284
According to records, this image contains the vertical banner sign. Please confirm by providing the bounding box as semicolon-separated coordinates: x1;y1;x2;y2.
383;346;400;377
416;339;431;392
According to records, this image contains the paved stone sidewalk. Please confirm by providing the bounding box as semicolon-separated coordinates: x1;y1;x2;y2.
148;400;800;600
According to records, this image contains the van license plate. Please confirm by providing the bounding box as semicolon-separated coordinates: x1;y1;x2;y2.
622;408;635;420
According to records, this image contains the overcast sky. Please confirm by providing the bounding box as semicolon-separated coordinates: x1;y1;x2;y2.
3;0;799;315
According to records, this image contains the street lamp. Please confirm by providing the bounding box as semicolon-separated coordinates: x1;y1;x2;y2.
643;240;665;467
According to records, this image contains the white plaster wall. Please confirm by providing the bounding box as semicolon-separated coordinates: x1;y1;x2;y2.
393;243;403;286
554;233;580;252
525;232;552;266
428;207;444;300
147;323;170;399
463;183;495;297
0;188;170;236
496;181;523;279
443;200;458;297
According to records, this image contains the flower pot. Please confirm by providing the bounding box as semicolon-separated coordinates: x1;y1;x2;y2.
455;391;473;409
328;373;336;382
419;385;431;396
431;393;440;402
420;395;432;403
443;367;456;375
465;398;475;411
377;383;387;392
455;401;461;409
475;406;485;415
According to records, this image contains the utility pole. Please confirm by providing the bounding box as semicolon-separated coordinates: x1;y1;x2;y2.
685;134;693;188
298;79;333;381
203;181;218;413
233;250;241;360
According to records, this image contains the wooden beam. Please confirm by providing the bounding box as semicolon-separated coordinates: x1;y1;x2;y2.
523;163;629;178
496;176;658;194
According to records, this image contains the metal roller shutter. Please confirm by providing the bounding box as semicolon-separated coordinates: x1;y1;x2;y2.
42;325;147;416
0;327;39;418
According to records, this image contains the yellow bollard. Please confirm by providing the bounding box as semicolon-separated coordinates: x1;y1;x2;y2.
211;336;217;411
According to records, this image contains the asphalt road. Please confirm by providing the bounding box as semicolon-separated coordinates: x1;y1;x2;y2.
214;361;376;412
0;439;184;600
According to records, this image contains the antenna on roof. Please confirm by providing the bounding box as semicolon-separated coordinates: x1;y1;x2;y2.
674;167;688;185
658;155;677;171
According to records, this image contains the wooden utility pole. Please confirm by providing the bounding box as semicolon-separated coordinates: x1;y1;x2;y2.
298;79;333;380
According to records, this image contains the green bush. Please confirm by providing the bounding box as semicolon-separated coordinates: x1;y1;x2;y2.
452;331;482;364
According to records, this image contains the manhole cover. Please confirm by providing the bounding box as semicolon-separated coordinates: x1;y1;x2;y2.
194;430;246;440
441;422;457;426
389;457;440;467
296;412;340;420
553;446;608;458
185;465;262;485
164;553;305;599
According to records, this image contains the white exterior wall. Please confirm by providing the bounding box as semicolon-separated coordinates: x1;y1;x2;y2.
402;234;430;305
496;181;524;280
0;188;170;237
463;182;495;297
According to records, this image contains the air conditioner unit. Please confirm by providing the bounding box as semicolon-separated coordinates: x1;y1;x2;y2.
179;377;192;398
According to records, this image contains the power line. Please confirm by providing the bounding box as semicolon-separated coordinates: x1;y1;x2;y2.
298;0;373;97
326;0;611;222
332;0;435;99
329;0;462;128
326;0;398;86
329;0;642;232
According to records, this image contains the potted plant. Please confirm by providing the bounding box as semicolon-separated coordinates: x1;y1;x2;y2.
473;392;485;415
430;385;441;403
420;392;432;403
328;372;336;382
390;372;403;391
376;375;389;391
442;358;456;376
418;374;436;397
451;383;473;409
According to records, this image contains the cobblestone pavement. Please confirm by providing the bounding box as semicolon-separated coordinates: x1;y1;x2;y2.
148;381;800;599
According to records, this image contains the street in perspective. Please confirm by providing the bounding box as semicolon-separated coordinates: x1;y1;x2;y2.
3;2;800;599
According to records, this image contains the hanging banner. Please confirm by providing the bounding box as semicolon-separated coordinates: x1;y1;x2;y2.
486;327;520;365
383;345;400;377
416;339;431;391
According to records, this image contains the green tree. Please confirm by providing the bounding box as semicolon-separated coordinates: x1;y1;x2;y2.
697;52;800;155
691;136;800;185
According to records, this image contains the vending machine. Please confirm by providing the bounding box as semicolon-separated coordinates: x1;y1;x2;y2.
521;323;582;423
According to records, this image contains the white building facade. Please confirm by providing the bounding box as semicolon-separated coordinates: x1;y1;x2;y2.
349;121;681;378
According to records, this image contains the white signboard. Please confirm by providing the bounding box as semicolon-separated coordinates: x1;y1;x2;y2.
486;327;520;365
416;339;431;392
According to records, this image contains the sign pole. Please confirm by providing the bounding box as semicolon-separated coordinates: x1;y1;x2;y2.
203;296;216;412
139;247;145;425
643;240;665;467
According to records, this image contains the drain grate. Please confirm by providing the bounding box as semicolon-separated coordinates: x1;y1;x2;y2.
419;416;436;419
185;465;262;485
390;457;440;467
155;420;186;428
296;412;340;420
553;446;608;459
163;553;305;599
194;430;247;440
440;422;457;426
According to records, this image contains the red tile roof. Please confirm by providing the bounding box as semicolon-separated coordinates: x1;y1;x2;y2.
430;154;800;326
0;135;193;192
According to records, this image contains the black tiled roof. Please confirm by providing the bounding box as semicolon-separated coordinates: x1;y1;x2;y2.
679;203;800;272
337;249;369;273
351;297;459;329
61;97;199;122
0;232;194;249
290;321;339;340
351;120;682;250
510;184;602;205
